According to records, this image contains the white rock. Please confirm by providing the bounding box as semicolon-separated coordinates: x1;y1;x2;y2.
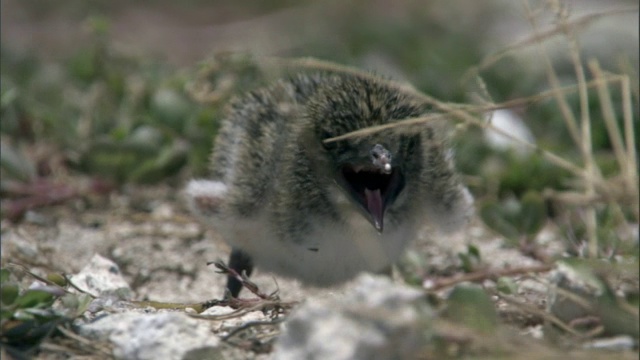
71;254;131;296
273;274;430;360
484;109;535;156
200;306;236;317
79;312;220;360
582;335;637;351
69;254;131;297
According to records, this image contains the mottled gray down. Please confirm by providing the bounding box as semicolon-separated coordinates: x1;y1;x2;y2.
186;71;473;287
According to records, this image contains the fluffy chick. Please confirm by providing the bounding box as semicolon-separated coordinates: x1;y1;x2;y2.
186;72;473;297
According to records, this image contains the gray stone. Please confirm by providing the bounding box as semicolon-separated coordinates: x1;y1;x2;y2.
582;335;637;351
273;274;431;360
69;254;132;298
484;109;535;157
79;312;221;360
547;261;603;324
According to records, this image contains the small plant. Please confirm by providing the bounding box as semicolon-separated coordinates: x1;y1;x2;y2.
0;266;92;358
479;191;547;255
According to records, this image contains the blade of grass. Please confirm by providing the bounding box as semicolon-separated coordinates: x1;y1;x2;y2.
287;57;591;185
269;56;624;207
621;75;639;220
587;61;629;185
463;6;638;82
550;0;599;258
522;0;582;147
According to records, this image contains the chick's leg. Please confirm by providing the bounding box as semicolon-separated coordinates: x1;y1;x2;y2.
225;248;254;298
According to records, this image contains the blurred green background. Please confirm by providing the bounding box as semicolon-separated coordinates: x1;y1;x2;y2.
1;0;638;237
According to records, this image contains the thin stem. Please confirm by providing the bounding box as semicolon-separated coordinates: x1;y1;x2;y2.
587;61;628;176
621;76;639;220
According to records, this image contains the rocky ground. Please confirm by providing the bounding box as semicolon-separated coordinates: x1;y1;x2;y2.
3;181;636;359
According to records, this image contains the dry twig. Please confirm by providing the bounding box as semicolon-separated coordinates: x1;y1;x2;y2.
424;264;555;292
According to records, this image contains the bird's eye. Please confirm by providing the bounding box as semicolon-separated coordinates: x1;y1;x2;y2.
372;152;380;159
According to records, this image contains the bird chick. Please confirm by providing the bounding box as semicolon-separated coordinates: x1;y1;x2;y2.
186;71;473;297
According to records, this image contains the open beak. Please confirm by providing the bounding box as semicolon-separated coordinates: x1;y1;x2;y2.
338;164;404;232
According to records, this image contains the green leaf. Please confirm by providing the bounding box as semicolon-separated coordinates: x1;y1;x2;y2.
1;309;14;321
443;284;498;333
467;244;481;260
79;139;158;183
128;125;164;149
2;318;61;349
1;283;20;306
518;191;546;236
151;88;191;132
557;258;606;293
457;245;482;273
46;273;68;287
480;193;546;244
23;307;59;320
129;140;188;183
1;85;18;109
0;268;11;283
14;289;55;309
75;293;94;316
496;277;518;295
554;259;640;338
13;309;36;321
479;200;520;241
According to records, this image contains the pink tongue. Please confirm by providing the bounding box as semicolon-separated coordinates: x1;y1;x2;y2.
364;188;384;231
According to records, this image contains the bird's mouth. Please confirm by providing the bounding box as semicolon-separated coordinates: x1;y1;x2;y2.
339;164;405;232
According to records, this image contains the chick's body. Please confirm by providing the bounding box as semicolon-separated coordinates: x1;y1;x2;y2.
187;72;472;290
